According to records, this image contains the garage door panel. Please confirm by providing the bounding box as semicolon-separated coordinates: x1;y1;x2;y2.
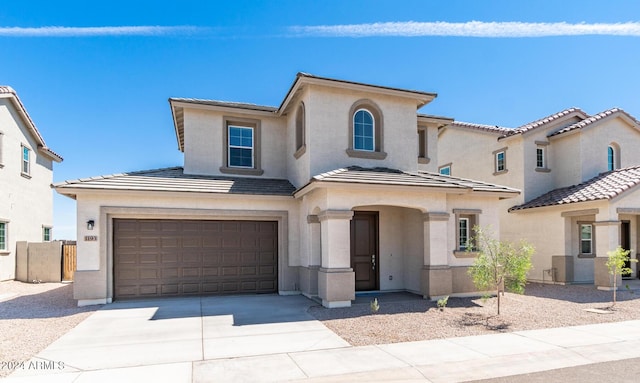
114;219;277;299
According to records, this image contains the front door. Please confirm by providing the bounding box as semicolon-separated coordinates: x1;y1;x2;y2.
351;211;379;291
621;221;632;279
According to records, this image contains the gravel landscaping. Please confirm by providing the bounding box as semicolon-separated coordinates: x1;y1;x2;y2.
308;283;640;346
0;281;98;378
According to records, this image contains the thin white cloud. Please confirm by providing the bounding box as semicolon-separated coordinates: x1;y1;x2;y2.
289;21;640;38
0;25;206;37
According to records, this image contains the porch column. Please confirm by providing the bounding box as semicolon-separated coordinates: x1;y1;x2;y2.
594;220;621;290
421;212;452;299
300;215;321;298
317;210;355;308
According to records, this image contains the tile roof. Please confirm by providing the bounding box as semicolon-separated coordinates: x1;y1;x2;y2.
54;167;296;196
511;107;587;136
308;166;520;194
169;98;278;113
548;108;640;137
0;86;62;162
450;121;513;134
509;165;640;212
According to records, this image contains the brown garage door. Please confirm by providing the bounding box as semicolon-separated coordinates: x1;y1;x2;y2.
113;219;278;299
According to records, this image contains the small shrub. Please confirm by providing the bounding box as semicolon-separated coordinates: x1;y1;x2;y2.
437;296;449;311
370;298;380;313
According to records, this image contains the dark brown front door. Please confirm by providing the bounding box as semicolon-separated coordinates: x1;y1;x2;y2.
351;211;379;291
113;219;278;299
621;221;632;279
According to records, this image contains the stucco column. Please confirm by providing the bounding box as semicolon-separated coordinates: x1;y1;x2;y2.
594;220;621;290
300;215;321;298
421;212;452;299
316;210;355;308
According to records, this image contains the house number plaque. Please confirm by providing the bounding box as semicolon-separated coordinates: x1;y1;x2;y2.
84;236;98;241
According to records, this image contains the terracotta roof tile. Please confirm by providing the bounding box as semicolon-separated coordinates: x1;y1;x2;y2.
55;167;296;196
511;107;587;135
509;165;640;211
450;121;513;134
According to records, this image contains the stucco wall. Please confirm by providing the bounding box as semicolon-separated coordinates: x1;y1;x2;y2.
182;108;287;178
0;99;55;281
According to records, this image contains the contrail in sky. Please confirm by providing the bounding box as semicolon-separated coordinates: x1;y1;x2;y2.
0;25;205;37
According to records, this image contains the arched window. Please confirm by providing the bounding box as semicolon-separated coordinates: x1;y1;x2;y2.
353;109;374;151
294;102;306;158
608;144;620;171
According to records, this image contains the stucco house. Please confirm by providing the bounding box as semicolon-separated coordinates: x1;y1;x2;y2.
0;86;63;281
55;73;519;307
438;107;640;289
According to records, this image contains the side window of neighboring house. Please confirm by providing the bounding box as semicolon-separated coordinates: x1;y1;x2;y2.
579;223;594;255
294;102;306;158
534;141;550;172
21;145;31;176
0;132;4;167
439;164;451;176
0;221;7;251
43;227;51;242
220;117;263;176
453;209;481;254
493;148;507;174
346;99;386;159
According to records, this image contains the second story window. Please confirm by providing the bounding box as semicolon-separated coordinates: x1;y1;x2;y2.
294;102;306;158
353;109;374;151
417;127;429;164
0;222;7;251
21;145;31;176
607;145;620;171
43;226;51;242
535;141;550;173
439;164;451;176
228;126;254;168
346;99;386;160
536;147;544;168
493;147;508;175
0;132;4;167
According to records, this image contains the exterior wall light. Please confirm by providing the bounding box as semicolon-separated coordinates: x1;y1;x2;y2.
87;220;95;230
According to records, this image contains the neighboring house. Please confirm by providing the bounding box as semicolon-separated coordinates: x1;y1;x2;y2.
438;107;640;288
55;73;519;307
0;86;63;281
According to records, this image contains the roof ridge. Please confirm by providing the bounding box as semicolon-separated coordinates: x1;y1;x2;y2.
513;107;587;134
451;120;513;134
548;107;640;138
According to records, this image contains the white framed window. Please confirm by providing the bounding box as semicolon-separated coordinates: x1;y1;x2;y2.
453;209;481;254
580;223;593;255
228;125;254;168
353;109;375;151
536;147;545;168
439;164;451;176
0;221;7;251
43;227;52;242
495;151;505;172
21;145;31;175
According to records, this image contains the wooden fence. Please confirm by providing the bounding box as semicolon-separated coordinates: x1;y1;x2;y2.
62;241;77;282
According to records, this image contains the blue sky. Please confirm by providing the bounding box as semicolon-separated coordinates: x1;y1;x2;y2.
3;0;640;239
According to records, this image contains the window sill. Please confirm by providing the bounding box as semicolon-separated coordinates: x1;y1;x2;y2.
535;167;551;173
293;145;306;159
219;167;264;176
418;157;430;164
0;251;10;256
577;253;595;259
21;172;32;179
492;169;508;176
345;149;387;160
454;250;479;258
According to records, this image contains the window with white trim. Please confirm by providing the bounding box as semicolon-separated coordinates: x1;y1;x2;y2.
580;223;593;255
353;109;375;151
228;126;254;168
21;145;31;175
439;164;451;176
495;151;505;172
43;227;51;242
454;209;481;254
536;147;544;168
607;145;618;171
0;222;7;251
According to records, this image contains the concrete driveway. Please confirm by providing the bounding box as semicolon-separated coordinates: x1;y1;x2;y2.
8;294;350;382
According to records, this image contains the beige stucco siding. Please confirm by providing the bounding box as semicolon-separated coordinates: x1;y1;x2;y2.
0;99;55;281
182;108;287;178
306;85;420;177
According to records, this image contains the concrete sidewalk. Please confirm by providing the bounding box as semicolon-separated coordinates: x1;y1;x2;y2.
5;295;640;382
